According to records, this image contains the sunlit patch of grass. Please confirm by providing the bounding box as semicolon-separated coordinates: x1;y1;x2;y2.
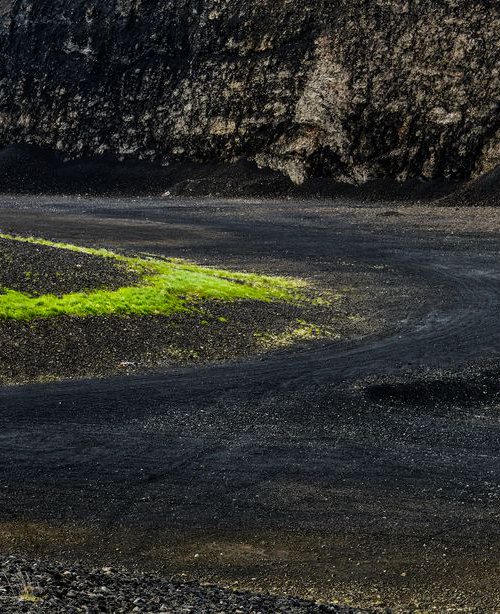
254;320;339;350
0;233;312;321
19;591;41;603
3;569;42;603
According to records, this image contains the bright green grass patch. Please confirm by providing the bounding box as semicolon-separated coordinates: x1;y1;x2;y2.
0;233;309;320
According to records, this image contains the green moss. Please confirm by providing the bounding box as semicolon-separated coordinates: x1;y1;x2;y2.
254;321;339;350
0;233;310;321
19;592;41;603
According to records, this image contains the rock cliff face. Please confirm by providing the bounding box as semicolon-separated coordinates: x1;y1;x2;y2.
0;0;498;185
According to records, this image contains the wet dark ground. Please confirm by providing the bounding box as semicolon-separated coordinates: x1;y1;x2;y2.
0;195;500;611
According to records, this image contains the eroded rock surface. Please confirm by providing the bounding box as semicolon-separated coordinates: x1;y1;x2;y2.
0;0;498;184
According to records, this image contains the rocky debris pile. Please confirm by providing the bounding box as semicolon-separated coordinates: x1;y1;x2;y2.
440;165;500;207
0;144;462;199
0;556;362;613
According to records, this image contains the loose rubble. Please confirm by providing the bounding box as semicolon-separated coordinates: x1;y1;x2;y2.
0;557;362;613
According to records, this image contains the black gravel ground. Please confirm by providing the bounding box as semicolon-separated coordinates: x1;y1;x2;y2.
0;237;140;296
0;298;362;385
2;196;500;611
0;557;361;613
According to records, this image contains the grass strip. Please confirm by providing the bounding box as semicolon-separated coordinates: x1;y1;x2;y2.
0;233;308;320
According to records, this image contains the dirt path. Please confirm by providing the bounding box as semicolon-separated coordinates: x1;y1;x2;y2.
0;195;499;611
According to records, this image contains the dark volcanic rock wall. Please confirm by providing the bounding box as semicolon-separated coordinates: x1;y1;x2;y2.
0;0;499;184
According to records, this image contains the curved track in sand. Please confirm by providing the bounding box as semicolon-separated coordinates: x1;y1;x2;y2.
0;196;500;610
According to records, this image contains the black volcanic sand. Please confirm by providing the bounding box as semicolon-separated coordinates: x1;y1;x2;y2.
0;299;360;385
0;144;461;201
0;236;140;296
0;556;360;614
4;196;500;611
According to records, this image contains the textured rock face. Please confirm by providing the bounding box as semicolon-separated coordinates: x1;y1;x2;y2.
0;0;498;184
